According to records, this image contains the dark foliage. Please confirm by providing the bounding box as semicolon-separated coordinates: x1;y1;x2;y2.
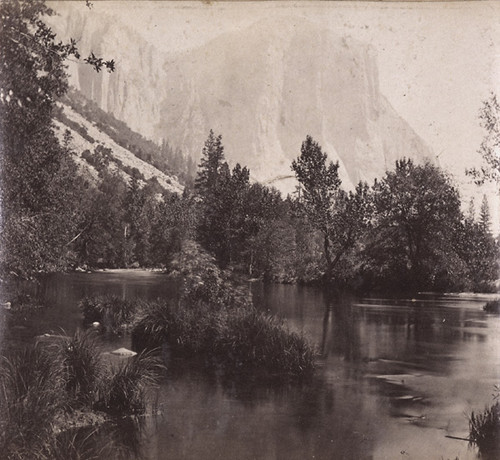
469;400;500;458
484;299;500;314
79;295;136;333
98;350;163;415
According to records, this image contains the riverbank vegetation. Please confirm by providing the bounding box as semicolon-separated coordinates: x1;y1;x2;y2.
469;391;500;458
0;331;163;459
82;242;316;380
483;299;500;314
80;295;136;333
0;1;498;295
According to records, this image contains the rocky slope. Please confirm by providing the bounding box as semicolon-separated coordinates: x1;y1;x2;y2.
53;103;183;194
53;11;434;192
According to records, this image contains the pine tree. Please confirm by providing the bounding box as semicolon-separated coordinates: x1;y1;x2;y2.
479;195;492;233
195;130;226;199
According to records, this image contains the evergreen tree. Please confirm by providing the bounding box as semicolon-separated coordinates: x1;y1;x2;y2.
195;130;226;198
479;194;492;233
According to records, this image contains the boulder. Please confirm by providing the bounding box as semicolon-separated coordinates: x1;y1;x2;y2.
110;347;137;357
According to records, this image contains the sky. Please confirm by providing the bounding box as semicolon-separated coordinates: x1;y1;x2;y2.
50;0;500;220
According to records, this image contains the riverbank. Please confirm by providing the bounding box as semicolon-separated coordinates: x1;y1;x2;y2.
0;330;163;459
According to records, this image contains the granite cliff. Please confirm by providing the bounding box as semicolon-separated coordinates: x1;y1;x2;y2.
55;12;434;191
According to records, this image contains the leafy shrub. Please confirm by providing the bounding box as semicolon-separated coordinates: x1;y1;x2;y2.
171;240;252;311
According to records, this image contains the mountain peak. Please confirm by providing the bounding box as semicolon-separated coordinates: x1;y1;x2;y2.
56;11;434;193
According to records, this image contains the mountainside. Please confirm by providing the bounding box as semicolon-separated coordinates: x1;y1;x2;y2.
53;101;184;194
53;11;434;191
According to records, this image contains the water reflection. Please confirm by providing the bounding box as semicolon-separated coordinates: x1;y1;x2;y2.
2;274;499;459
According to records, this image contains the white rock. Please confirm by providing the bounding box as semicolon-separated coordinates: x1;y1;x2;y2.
110;347;137;357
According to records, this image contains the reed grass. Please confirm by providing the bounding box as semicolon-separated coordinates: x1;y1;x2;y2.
58;330;104;407
132;300;316;380
484;299;500;314
219;309;316;378
131;300;172;352
0;331;163;458
79;295;136;333
469;400;500;457
98;349;164;414
0;344;66;458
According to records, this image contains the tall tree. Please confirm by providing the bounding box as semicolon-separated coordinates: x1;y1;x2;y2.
467;93;500;187
291;136;342;279
0;0;113;276
479;194;492;233
195;130;226;198
369;159;465;291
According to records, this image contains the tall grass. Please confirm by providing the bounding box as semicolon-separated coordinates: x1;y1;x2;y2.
131;300;172;352
0;345;66;458
469;400;500;457
79;295;136;333
98;350;164;414
131;241;317;379
132;301;316;380
0;331;164;458
219;309;316;378
58;330;104;407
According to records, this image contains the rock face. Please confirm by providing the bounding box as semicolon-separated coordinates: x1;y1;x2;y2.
55;12;434;191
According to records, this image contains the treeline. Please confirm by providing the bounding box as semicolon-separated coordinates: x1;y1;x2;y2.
190;132;499;293
0;0;498;294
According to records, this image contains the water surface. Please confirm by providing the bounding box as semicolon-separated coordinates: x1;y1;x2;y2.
1;271;499;460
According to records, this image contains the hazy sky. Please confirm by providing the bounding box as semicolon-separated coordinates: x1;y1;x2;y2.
51;1;500;213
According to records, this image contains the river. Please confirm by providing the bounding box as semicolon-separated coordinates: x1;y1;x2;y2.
1;270;499;460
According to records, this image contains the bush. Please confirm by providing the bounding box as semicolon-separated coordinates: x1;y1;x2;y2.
171;240;252;311
79;295;136;333
484;299;500;314
469;400;500;457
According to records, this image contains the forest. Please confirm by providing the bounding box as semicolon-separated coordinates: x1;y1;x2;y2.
1;2;500;459
0;0;498;294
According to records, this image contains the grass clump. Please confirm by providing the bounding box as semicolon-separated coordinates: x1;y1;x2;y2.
58;330;104;407
79;295;136;333
132;301;316;380
0;345;66;459
133;243;316;380
0;331;163;459
469;397;500;458
98;350;164;414
220;309;316;378
484;299;500;314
